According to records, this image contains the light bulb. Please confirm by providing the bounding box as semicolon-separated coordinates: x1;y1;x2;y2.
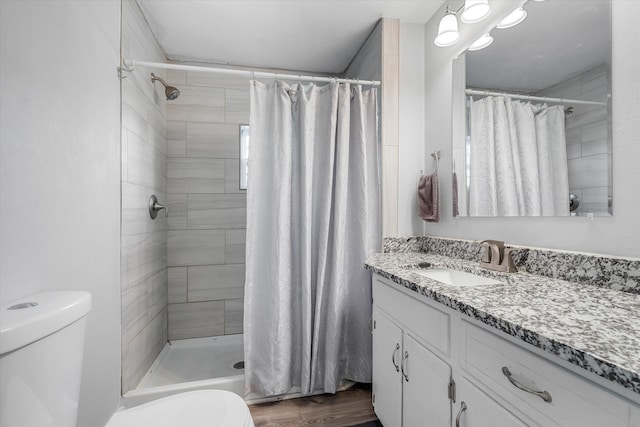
497;7;527;29
460;0;491;24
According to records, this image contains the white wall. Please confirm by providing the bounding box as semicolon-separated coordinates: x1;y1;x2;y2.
121;0;169;394
0;1;122;425
420;1;640;258
398;23;426;236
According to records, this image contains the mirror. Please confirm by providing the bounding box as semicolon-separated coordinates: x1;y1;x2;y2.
452;0;612;217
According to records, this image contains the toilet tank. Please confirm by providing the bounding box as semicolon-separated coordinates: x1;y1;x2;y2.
0;291;92;427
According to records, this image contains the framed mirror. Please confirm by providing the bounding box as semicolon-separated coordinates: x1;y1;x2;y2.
452;0;612;217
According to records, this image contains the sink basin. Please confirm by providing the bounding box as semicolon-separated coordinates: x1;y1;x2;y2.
410;268;503;287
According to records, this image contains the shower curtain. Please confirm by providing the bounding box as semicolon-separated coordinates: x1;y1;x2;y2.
469;96;569;216
244;80;380;397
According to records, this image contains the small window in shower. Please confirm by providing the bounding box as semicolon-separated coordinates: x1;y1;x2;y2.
239;124;249;190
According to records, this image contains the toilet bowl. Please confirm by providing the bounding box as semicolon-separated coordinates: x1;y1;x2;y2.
107;390;255;427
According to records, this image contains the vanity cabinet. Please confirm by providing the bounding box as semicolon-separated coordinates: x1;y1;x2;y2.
372;273;638;427
372;277;453;427
462;322;627;426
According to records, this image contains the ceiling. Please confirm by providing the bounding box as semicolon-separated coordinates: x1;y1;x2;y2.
466;0;611;93
136;0;445;74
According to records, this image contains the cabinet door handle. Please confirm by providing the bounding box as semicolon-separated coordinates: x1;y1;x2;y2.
391;343;400;372
502;366;552;403
455;401;467;427
401;350;409;382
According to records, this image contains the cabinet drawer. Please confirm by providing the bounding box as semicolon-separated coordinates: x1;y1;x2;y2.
463;322;628;426
456;375;536;427
373;275;450;356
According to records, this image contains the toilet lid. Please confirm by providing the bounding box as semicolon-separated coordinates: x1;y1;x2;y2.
107;390;254;427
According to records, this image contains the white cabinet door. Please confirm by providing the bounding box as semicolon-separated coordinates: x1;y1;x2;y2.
402;333;451;427
454;376;533;427
373;309;403;427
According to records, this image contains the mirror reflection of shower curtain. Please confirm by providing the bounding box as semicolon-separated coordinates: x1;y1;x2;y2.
469;96;569;216
244;80;380;397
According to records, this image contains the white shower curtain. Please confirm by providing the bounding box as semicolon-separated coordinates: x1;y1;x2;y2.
244;80;380;397
469;96;569;216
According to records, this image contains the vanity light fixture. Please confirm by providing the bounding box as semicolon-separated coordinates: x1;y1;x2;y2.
496;7;528;29
434;1;492;48
460;0;491;24
434;6;461;47
468;33;494;51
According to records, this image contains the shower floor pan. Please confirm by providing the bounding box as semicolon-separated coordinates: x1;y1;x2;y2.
122;334;245;408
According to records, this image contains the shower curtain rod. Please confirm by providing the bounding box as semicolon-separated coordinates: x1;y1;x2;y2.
465;88;607;107
121;59;381;87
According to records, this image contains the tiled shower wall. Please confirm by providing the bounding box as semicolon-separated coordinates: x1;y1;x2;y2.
536;64;612;215
120;0;169;393
164;70;249;340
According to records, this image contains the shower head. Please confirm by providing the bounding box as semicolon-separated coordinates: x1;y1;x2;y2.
150;73;180;101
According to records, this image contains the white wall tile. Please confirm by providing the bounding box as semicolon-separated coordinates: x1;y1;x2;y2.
568;154;609;189
188;264;245;301
121;0;168;397
580;187;609;213
122;182;149;236
170;86;225;108
167;193;188;230
582;120;608;143
127;130;164;191
166;70;187;86
167;120;187;158
186;123;239;158
582;137;608;157
168;267;187;303
567;143;581;160
168;301;225;340
122;309;167;392
225;89;250;124
225;230;246;264
188;194;247;229
148;268;168;320
166;104;225;123
167;158;226;194
121;283;148;346
167;230;225;266
187;71;248;90
225;299;244;335
225;159;242;193
123;231;165;290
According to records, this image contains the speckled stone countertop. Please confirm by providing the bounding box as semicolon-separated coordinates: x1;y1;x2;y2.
365;252;640;396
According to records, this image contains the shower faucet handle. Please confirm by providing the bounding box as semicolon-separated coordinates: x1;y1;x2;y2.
149;195;168;219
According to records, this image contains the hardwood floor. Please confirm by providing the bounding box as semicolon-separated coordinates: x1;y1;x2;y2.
248;383;380;427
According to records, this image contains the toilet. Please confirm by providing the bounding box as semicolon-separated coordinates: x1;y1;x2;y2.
0;292;254;427
106;390;254;427
0;291;92;427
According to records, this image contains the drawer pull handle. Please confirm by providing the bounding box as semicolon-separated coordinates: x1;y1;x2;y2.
392;343;400;372
502;367;552;403
455;401;467;427
401;351;409;382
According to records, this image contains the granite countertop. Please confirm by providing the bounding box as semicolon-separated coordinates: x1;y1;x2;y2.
366;252;640;396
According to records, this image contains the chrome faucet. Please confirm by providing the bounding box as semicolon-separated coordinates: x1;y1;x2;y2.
477;240;517;273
